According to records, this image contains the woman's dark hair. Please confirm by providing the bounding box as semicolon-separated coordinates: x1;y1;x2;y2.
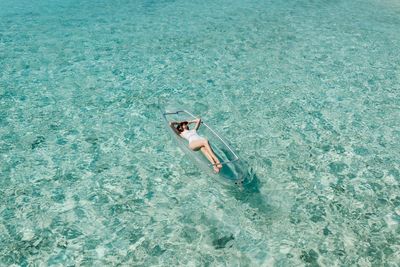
176;121;188;132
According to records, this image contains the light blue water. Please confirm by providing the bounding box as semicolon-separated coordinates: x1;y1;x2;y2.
1;0;399;265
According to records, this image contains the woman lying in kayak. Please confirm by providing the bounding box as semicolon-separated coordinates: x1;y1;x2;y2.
170;118;222;173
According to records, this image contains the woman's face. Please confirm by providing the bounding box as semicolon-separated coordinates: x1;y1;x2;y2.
182;122;189;130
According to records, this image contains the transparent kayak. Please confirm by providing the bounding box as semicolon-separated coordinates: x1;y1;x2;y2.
160;104;247;185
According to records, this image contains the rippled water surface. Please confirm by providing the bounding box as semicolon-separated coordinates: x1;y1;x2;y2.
1;0;399;265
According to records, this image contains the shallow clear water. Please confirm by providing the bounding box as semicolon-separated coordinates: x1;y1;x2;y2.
1;0;399;265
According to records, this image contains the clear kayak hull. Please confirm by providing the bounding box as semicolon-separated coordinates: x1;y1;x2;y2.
160;103;247;185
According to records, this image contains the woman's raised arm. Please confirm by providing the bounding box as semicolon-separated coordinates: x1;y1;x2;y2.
193;118;201;130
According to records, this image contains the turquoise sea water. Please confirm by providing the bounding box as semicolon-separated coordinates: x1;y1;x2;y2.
1;0;400;265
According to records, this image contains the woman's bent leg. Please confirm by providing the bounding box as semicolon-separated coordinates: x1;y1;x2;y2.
199;147;214;164
204;141;222;168
189;140;220;173
200;148;219;173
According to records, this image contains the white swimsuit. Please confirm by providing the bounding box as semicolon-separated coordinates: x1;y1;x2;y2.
180;130;205;144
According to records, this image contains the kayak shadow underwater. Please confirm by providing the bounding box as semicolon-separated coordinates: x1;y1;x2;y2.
230;165;280;216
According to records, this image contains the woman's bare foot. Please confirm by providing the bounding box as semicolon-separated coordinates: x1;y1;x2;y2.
213;166;220;173
216;162;223;169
